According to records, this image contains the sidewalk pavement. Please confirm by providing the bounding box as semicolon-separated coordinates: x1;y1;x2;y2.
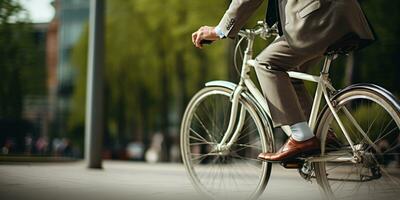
0;161;322;200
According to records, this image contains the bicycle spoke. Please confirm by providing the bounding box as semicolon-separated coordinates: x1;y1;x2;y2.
189;128;212;144
194;113;216;143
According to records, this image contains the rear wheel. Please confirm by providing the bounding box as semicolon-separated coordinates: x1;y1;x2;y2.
180;86;273;200
315;88;400;200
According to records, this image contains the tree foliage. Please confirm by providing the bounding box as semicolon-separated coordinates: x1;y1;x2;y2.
357;0;400;93
70;0;232;155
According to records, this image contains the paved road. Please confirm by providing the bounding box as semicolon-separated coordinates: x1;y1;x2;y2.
0;161;322;200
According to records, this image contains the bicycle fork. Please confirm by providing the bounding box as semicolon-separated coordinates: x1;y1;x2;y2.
215;37;255;153
215;85;247;153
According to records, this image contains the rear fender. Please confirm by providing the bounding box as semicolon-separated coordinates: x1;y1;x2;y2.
315;83;400;137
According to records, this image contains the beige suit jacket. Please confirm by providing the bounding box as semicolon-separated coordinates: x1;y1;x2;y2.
217;0;375;53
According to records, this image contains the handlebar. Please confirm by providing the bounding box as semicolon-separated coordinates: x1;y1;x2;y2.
199;22;278;47
238;21;278;40
200;40;214;45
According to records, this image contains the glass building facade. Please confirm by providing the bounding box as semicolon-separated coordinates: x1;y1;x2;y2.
54;0;89;136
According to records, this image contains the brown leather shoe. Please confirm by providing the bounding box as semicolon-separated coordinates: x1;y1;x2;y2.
258;137;320;162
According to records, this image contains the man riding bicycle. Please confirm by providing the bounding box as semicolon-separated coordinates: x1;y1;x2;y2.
192;0;375;162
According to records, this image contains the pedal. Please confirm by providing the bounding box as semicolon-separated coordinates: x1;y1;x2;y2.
280;159;304;169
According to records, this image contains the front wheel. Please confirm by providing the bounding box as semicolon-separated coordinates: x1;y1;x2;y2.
180;86;273;200
314;87;400;200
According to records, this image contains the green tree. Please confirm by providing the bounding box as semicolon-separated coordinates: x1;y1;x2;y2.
0;0;46;152
0;0;46;119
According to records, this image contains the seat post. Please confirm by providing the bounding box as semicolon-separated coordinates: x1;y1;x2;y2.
321;54;337;74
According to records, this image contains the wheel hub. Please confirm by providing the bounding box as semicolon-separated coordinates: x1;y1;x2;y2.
357;150;382;181
211;144;231;156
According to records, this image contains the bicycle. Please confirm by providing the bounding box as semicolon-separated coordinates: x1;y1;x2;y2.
180;21;400;200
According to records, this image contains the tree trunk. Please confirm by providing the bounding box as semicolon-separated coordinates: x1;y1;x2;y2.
227;39;238;82
176;52;188;118
159;50;171;162
116;84;126;155
139;86;150;160
196;51;208;90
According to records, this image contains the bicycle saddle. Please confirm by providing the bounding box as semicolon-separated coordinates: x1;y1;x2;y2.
325;32;361;55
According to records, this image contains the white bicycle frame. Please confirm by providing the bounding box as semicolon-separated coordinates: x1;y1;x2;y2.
213;25;378;161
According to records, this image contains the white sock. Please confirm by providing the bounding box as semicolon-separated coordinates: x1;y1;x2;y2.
290;122;314;142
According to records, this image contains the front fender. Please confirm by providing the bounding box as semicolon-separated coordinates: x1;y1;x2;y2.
205;80;237;91
205;80;273;123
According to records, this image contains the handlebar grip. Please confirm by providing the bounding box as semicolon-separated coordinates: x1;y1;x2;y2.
200;40;214;45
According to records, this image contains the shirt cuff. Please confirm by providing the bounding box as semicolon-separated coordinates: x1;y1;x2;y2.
214;26;226;39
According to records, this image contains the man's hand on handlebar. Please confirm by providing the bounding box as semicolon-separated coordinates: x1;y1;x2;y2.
192;26;220;49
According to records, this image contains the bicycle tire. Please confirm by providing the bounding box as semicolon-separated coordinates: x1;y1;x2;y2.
180;86;273;200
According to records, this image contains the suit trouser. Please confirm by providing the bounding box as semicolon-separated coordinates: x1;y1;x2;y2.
255;36;325;128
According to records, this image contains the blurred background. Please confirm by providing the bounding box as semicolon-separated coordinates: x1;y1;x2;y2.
0;0;399;163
